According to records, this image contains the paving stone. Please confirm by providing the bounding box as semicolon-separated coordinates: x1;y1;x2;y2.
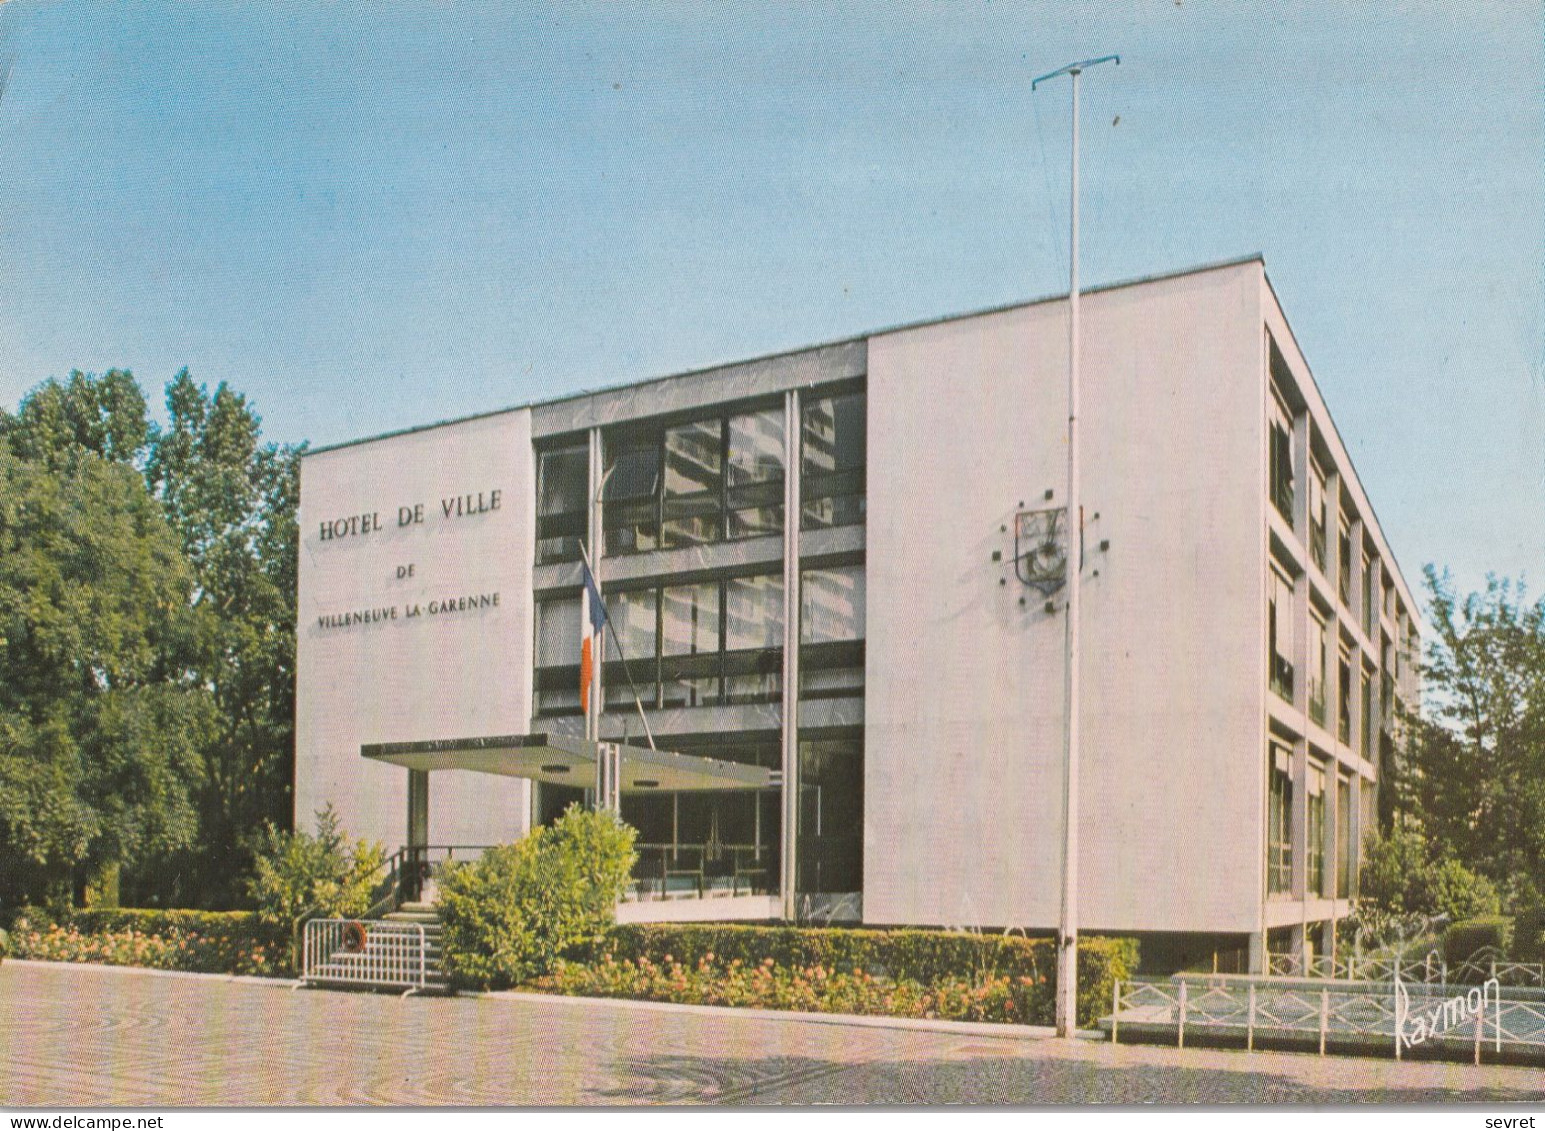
2;961;1542;1106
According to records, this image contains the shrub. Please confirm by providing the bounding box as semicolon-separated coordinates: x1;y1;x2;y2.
1359;827;1500;921
437;805;636;990
530;954;1051;1025
586;924;1136;1028
1512;907;1545;963
4;907;288;976
0;925;7;964
246;804;386;930
1444;916;1514;966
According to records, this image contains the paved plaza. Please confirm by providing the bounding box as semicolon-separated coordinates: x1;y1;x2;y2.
3;960;1543;1106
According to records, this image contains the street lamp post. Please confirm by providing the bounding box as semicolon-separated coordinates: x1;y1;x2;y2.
1032;52;1119;1039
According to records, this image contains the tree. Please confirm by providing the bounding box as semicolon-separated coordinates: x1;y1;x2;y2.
5;369;151;471
0;446;208;908
1408;568;1545;909
136;373;305;907
1;368;304;910
1358;825;1500;922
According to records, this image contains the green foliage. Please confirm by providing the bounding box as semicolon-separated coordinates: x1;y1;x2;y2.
533;953;1053;1025
1443;916;1514;965
246;805;385;930
6;370;151;470
591;924;1137;1028
1512;907;1545;963
0;444;207;908
1358;825;1500;922
137;372;304;908
1409;569;1545;908
437;806;637;990
0;367;303;910
5;906;287;976
0;926;8;963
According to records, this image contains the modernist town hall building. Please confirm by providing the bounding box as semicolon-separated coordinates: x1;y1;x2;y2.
295;256;1418;973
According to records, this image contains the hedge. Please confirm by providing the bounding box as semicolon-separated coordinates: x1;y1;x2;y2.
1512;908;1545;964
585;924;1137;1028
1443;916;1513;966
5;907;290;977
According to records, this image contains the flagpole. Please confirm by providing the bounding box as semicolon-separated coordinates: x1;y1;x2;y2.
1033;52;1118;1040
579;539;600;745
578;539;657;751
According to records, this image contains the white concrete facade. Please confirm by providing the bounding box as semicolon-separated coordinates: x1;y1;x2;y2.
294;256;1417;969
294;410;535;850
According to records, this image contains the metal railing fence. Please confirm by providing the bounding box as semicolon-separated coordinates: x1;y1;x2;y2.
302;918;429;994
1265;948;1544;987
1111;975;1545;1063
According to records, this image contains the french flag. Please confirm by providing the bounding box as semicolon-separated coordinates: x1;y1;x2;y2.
580;561;608;714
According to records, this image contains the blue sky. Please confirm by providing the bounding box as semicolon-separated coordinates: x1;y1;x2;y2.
0;2;1539;596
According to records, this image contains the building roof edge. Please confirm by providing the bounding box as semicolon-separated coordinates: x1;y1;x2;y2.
304;253;1266;458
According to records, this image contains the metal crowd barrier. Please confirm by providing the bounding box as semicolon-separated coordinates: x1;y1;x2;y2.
301;918;429;995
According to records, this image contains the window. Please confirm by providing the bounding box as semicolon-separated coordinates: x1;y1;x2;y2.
1338;516;1352;605
1308;615;1328;726
660;581;721;708
603;409;786;556
1362;552;1375;635
602;587;659;710
1360;670;1373;758
533;597;581;715
724;574;784;704
536;445;588;564
1309;458;1328;572
1269;390;1295;523
1336;774;1353;899
540;570;785;714
602;434;662;555
661;418;724;547
1390;645;1402;732
1268;567;1295;703
1268;743;1293;895
726;409;786;539
797;735;864;893
802;391;866;529
800;564;866;699
1338;647;1352;745
1307;760;1326;897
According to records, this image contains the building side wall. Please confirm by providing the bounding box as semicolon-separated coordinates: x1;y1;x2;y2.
864;301;1071;930
1077;264;1266;934
294;411;535;849
863;262;1266;932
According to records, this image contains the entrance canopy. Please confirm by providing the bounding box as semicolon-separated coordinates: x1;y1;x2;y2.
361;732;778;793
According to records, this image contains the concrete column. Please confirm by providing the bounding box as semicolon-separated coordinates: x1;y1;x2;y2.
780;388;802;921
1248;931;1266;975
1291;739;1308;968
407;770;429;848
1349;771;1366;900
407;769;429;903
1326;470;1344;598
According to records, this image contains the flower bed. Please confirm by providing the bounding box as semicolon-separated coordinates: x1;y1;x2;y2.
525;926;1138;1028
529;952;1051;1024
5;908;287;977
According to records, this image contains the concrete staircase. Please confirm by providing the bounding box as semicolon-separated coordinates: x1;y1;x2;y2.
383;902;449;994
